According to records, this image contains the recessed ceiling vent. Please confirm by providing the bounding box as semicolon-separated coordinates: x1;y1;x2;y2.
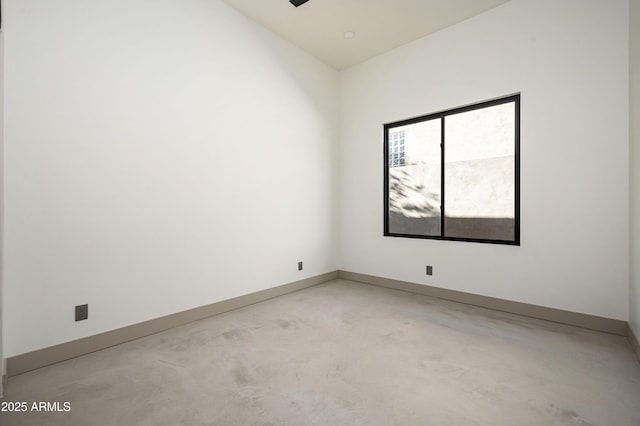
289;0;310;7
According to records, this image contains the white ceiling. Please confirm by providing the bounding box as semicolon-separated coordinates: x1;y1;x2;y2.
222;0;511;70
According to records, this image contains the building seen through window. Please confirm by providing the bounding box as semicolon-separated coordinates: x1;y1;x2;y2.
388;131;405;168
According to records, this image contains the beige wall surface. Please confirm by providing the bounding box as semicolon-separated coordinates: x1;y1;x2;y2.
339;0;630;320
630;0;640;338
3;0;338;357
2;0;636;362
0;23;5;393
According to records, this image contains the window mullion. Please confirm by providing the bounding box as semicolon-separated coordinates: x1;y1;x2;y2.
440;116;445;238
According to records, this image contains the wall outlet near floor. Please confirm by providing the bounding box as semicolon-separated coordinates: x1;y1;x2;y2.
426;265;433;276
75;304;88;321
298;261;303;271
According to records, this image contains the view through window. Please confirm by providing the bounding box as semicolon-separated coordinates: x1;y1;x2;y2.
384;94;520;245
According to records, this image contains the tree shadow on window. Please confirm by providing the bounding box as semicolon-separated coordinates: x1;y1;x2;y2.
388;167;514;241
388;167;440;236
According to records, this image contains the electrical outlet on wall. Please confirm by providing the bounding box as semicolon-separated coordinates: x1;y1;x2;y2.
426;265;433;276
75;304;88;321
298;261;303;271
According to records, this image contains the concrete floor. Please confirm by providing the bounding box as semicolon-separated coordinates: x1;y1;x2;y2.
1;279;639;425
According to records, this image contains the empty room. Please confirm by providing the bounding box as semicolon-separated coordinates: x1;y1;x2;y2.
1;0;640;424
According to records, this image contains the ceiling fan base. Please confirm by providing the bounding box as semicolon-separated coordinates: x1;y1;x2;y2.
289;0;310;7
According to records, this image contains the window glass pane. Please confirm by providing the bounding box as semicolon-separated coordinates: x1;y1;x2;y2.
444;102;515;240
388;121;441;236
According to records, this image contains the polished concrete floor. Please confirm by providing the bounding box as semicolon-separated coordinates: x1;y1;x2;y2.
2;279;639;426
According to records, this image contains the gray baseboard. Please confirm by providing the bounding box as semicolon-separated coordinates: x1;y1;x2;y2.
338;270;628;336
7;271;338;377
0;373;6;400
629;324;640;363
6;269;633;378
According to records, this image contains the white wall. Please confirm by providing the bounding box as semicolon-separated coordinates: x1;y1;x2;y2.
3;0;338;357
0;14;5;392
630;0;640;336
338;0;630;320
2;0;634;360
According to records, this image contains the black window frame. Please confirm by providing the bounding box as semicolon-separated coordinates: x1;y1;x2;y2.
383;94;520;246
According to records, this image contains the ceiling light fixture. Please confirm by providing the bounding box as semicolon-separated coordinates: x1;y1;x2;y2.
289;0;310;7
343;31;355;39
